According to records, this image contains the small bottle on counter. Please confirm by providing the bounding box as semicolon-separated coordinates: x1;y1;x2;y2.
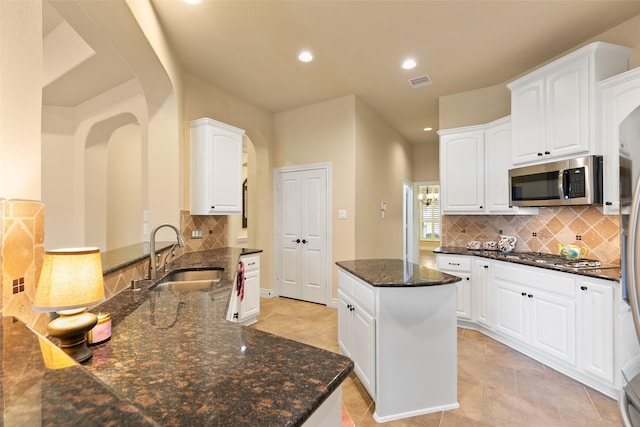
87;313;112;345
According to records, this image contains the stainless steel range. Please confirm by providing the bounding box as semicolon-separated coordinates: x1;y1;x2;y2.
495;251;618;271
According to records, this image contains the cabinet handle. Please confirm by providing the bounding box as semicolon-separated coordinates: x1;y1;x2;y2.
528;294;533;298
521;292;527;297
211;206;215;209
544;151;550;155
350;306;355;312
346;304;352;309
605;201;613;206
483;265;489;269
537;152;543;156
580;286;588;291
448;262;460;266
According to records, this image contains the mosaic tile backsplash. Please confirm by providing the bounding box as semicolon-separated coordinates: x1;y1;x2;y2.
441;206;620;265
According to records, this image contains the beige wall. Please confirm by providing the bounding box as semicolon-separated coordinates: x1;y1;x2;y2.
274;95;356;297
184;74;275;290
0;1;42;200
354;97;413;259
439;83;510;130
413;143;440;183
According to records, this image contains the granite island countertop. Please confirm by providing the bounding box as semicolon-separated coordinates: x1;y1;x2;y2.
336;258;462;286
5;247;353;426
435;246;621;282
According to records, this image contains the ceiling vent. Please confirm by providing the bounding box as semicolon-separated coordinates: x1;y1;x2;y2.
409;75;432;88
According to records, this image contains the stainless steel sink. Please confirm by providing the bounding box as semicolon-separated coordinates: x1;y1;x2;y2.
151;268;223;292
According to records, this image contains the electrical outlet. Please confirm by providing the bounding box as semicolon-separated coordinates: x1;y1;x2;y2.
191;229;203;239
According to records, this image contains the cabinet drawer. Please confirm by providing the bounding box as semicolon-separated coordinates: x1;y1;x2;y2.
241;255;260;271
437;255;472;272
493;261;575;298
338;269;353;295
352;277;375;315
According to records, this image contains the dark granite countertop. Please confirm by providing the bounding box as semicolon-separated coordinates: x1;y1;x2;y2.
435;246;621;282
85;247;353;426
336;259;462;287
4;247;352;426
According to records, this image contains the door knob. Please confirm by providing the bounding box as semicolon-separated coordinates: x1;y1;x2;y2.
302;239;308;244
292;239;300;243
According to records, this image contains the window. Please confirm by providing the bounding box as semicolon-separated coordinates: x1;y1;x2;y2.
418;184;440;241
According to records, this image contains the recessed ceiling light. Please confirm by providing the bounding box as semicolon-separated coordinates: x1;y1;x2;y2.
423;127;433;132
298;51;313;63
402;58;417;70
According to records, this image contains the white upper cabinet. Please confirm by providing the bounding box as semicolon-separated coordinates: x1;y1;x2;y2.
189;118;245;215
439;125;485;213
508;42;632;166
599;67;640;214
439;117;538;215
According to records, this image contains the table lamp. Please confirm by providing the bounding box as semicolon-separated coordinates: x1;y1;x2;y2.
33;248;105;363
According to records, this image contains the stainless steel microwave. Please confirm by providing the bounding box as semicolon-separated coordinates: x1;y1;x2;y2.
509;155;603;207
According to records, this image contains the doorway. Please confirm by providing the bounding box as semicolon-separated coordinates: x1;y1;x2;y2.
274;163;332;304
415;182;441;267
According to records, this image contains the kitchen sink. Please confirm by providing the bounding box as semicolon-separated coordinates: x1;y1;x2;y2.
150;268;223;292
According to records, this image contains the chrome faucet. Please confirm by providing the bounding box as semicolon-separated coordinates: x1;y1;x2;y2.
149;223;185;279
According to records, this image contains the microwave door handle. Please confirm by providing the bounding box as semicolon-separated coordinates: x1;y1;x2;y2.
561;169;571;199
558;170;566;199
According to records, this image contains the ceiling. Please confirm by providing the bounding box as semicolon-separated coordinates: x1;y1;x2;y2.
44;1;640;145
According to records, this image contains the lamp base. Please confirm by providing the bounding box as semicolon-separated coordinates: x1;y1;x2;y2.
47;310;98;363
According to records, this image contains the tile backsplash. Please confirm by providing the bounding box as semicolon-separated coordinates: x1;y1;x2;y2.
442;206;620;265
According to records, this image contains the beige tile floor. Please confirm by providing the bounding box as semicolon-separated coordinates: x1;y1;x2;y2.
252;296;622;426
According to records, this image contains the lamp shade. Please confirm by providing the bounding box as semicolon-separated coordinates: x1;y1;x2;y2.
33;248;105;312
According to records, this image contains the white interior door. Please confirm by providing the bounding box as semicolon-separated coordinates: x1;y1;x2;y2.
277;165;329;304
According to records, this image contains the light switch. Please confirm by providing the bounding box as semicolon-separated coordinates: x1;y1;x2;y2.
338;209;347;219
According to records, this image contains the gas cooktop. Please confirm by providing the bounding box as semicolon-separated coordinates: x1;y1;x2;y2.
495;251;618;271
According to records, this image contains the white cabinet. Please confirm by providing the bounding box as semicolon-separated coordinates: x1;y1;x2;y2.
508;42;632;166
439;126;485;213
472;258;492;328
577;277;614;384
493;262;576;367
439;117;538;215
437;254;472;320
337;267;458;422
599;67;640;214
226;254;260;325
337;270;376;398
189;118;245;215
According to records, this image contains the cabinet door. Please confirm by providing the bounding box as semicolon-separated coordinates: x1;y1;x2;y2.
529;289;576;366
485;119;513;213
337;290;354;359
577;279;614;382
353;303;376;398
439;129;485;213
456;273;472;320
238;268;260;322
189;119;244;215
545;56;590;158
494;278;528;342
473;259;492;328
511;80;545;165
600;68;640;214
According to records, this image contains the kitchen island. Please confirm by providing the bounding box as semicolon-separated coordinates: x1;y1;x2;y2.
336;259;461;423
3;248;353;426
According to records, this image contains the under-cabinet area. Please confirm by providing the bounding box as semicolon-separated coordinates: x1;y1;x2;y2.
437;252;639;398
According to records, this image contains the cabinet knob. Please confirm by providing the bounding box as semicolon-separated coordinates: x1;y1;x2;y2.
580;286;588;291
528;294;533;298
292;239;301;244
479;206;483;209
350;306;355;312
347;304;352;309
466;277;470;281
605;201;613;206
537;153;543;156
544;151;550;155
483;265;489;269
211;206;215;209
521;292;527;296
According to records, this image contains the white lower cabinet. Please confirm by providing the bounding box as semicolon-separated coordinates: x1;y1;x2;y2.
444;254;625;398
338;267;458;422
436;254;472;320
226;255;260;325
577;277;614;384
